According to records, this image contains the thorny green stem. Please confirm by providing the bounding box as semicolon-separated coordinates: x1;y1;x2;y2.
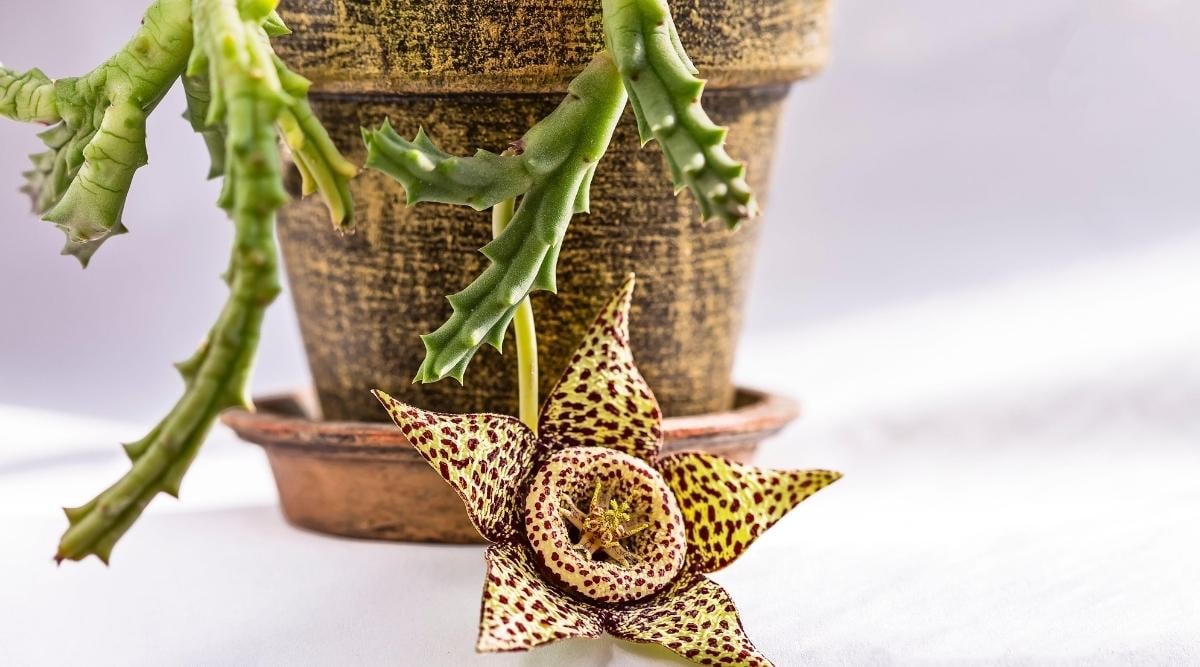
56;0;290;564
2;0;195;264
364;52;627;385
602;0;757;227
50;0;353;563
491;196;539;432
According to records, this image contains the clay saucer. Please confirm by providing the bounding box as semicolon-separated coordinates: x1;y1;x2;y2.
222;388;799;544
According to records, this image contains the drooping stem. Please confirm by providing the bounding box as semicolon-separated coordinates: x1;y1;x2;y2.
364;52;627;385
0;0;351;563
55;0;293;563
3;0;195;264
492;196;539;432
602;0;757;228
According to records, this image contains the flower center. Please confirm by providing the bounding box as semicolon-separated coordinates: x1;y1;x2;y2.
562;481;650;567
524;447;687;604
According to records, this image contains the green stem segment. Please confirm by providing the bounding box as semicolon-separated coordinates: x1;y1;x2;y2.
0;66;58;123
601;0;757;228
2;0;351;562
3;0;194;264
55;0;294;564
491;197;539;432
58;197;280;564
364;52;627;385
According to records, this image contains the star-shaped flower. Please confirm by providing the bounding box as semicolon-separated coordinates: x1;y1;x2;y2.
373;275;841;666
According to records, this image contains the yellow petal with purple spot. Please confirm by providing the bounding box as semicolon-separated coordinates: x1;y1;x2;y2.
373;390;543;542
478;542;605;652
657;451;842;573
540;274;663;462
607;574;772;666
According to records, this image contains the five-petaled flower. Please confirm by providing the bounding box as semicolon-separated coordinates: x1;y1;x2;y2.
373;275;841;666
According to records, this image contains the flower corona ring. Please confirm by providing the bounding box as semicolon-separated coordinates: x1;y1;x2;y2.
525;446;688;603
374;274;841;666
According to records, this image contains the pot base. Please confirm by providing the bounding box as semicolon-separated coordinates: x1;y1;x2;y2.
222;388;799;544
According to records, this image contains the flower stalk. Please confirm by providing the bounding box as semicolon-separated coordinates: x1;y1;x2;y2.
491;195;540;432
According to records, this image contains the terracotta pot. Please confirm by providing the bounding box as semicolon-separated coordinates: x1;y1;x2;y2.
271;0;830;422
222;388;799;543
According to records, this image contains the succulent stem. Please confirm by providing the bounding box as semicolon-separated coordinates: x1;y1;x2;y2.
6;0;195;265
0;65;59;124
55;0;297;563
273;54;357;230
0;0;351;562
364;51;628;385
602;0;757;228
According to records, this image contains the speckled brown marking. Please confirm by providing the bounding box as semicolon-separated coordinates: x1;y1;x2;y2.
479;542;605;652
540;275;663;461
605;574;773;666
371;389;542;542
372;279;840;664
657;452;841;573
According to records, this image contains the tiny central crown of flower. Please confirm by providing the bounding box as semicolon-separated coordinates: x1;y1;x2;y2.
524;447;688;604
562;481;650;567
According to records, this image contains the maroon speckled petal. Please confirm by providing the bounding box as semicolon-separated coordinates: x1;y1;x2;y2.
606;574;772;666
657;451;842;573
539;274;663;462
373;390;542;542
478;543;605;652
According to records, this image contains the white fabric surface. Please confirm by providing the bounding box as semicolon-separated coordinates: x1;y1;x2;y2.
2;236;1199;666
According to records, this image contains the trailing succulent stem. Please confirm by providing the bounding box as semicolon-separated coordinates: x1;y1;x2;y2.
273;55;356;229
2;0;194;264
601;0;757;227
52;0;354;564
364;52;627;384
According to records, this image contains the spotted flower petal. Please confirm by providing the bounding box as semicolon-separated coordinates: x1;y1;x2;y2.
657;452;842;573
373;390;543;542
479;542;605;652
540;274;663;461
606;574;771;666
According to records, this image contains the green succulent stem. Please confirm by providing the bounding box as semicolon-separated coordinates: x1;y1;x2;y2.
601;0;757;227
364;51;628;384
3;0;194;264
56;205;280;564
1;0;351;562
273;54;356;230
0;66;59;123
491;196;539;432
55;0;297;563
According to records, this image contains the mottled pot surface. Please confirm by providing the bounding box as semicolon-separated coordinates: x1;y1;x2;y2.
276;0;829;94
222;387;799;543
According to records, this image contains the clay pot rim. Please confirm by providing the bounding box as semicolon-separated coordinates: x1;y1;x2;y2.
222;387;799;459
